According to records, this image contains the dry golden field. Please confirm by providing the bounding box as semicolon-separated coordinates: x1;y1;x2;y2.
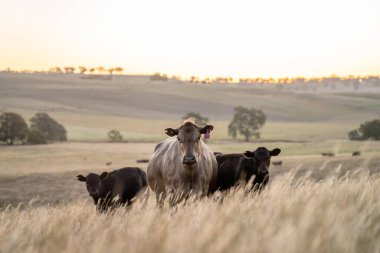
0;168;379;253
1;142;380;253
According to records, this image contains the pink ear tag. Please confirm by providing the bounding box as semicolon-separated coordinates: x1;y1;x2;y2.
204;129;211;140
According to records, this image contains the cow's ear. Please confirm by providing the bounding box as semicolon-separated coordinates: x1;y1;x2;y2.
270;148;281;156
99;172;109;180
200;125;214;134
243;151;255;158
77;175;86;182
165;128;178;137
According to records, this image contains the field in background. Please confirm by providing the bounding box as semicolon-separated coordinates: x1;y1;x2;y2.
1;73;380;142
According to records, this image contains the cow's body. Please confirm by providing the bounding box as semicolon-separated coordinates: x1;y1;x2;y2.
77;167;148;211
147;121;217;206
212;147;281;193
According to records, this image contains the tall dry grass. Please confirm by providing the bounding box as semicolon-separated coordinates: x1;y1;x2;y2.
1;170;379;253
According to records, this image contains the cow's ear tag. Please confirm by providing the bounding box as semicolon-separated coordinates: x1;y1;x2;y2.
204;129;211;139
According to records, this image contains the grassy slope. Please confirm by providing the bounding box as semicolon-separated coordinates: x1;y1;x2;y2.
1;73;380;141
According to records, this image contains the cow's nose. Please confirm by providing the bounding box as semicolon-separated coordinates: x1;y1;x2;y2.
258;166;269;174
183;155;196;165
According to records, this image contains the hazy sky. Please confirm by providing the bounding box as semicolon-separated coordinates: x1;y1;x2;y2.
1;0;379;78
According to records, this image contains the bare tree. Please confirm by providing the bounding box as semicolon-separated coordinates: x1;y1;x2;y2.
114;67;124;75
96;66;105;74
107;68;114;76
63;67;75;74
78;66;87;75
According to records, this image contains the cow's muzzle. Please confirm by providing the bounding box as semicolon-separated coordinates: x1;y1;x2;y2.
182;155;196;165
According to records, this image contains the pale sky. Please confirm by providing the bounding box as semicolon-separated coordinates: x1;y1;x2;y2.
0;0;379;78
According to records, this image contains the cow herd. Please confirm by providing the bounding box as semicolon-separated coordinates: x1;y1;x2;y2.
77;120;281;211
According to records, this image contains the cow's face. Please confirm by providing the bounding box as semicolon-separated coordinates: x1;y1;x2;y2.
77;173;101;198
244;147;281;175
165;121;214;167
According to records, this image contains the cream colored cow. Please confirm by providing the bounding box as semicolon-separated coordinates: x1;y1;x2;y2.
147;121;217;206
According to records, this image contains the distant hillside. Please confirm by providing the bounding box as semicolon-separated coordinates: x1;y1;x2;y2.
1;73;379;122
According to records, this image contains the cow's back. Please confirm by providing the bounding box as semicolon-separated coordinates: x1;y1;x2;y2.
216;154;245;191
147;138;178;192
108;167;147;203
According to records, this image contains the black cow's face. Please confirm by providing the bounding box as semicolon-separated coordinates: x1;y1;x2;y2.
165;121;214;168
77;173;101;197
244;147;281;174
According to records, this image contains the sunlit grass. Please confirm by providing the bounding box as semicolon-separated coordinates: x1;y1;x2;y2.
1;171;379;253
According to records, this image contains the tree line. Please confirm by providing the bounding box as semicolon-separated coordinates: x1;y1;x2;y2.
2;109;379;144
0;112;67;145
47;66;124;75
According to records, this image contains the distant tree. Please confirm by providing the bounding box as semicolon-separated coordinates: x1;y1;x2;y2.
63;67;75;74
96;66;105;74
349;119;380;140
78;66;87;74
228;106;266;142
107;68;114;76
26;130;47;145
348;129;361;140
30;113;67;142
108;130;123;142
151;73;168;81
189;76;200;83
182;112;209;126
49;67;62;73
114;67;124;75
0;112;29;145
89;68;95;74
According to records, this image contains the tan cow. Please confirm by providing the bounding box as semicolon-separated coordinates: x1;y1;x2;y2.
147;121;218;206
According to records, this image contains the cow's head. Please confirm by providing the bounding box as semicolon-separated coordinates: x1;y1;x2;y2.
77;173;101;202
165;121;214;167
243;147;281;175
77;172;111;199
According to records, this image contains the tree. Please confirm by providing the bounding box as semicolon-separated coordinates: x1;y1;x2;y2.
107;68;114;76
108;130;123;142
78;66;87;74
30;113;67;142
348;129;361;140
349;119;380;140
151;73;168;81
114;67;124;75
49;67;62;73
182;112;209;126
63;67;75;74
228;106;266;142
96;66;105;74
26;130;47;145
0;112;29;145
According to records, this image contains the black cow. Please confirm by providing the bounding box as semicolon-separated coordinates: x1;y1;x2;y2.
77;167;148;212
212;147;281;193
